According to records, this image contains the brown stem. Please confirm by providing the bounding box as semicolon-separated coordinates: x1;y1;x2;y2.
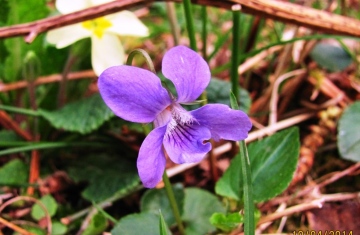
0;217;36;235
0;111;33;141
0;70;96;93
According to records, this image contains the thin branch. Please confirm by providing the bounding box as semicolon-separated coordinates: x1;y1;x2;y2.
0;70;96;93
1;0;360;42
0;217;36;235
0;111;33;141
0;0;158;42
269;69;307;126
258;199;324;225
258;192;360;225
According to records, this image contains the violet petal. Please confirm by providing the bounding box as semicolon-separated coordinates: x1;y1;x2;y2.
191;104;252;141
162;46;210;103
98;65;171;123
163;123;211;164
137;125;167;188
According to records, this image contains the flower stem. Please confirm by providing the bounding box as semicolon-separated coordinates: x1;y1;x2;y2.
231;10;241;101
162;171;185;235
182;0;197;50
239;140;255;235
230;93;255;235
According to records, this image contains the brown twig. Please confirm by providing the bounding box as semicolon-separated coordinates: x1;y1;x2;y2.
0;217;36;235
1;0;360;42
307;76;352;108
258;199;324;225
258;191;360;226
0;111;33;141
0;70;96;93
0;0;157;42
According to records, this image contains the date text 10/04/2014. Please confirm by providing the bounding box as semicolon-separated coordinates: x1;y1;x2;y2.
293;231;353;235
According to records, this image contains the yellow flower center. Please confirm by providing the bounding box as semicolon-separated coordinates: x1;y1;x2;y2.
81;17;112;38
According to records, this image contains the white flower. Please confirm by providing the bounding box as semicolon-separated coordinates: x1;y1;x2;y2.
46;0;149;75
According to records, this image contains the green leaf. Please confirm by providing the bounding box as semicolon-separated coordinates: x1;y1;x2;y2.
51;221;67;235
31;194;58;221
112;212;171;235
141;183;185;227
159;210;170;235
210;212;243;232
206;78;251;113
229;92;239;110
67;154;139;202
338;101;360;162
215;127;299;202
310;42;353;72
182;188;226;235
0;159;28;186
39;94;114;134
82;213;108;235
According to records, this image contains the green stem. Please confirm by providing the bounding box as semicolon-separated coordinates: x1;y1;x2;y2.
0;141;114;156
201;6;207;61
162;171;185;235
239;140;255;235
230;93;254;235
182;0;197;50
0;104;39;116
231;10;241;101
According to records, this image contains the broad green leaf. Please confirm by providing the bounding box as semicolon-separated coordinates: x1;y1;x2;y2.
67;154;139;202
82;213;108;235
310;43;352;72
112;212;171;235
0;159;28;186
182;188;226;235
39;94;114;134
215;127;299;202
141;183;184;227
51;221;67;235
338;101;360;162
31;194;58;220
159;210;170;235
210;212;243;232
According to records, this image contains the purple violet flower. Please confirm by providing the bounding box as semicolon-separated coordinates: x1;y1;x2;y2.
98;46;252;188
